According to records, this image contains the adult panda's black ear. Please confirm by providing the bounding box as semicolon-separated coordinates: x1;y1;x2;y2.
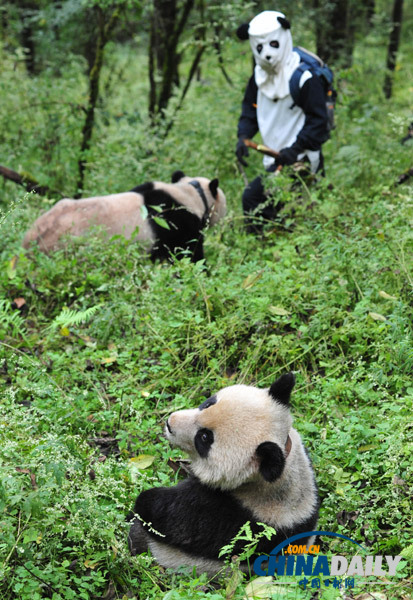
171;170;185;183
236;23;249;40
209;178;219;199
277;16;291;30
256;441;285;482
269;372;295;406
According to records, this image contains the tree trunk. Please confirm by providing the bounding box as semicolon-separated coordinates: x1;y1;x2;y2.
313;0;356;67
148;0;195;121
365;0;375;26
19;1;38;75
383;0;404;99
76;6;119;196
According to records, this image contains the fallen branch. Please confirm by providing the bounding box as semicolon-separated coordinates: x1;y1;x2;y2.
0;165;63;197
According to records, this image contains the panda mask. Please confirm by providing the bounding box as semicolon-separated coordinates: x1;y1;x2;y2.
248;11;299;100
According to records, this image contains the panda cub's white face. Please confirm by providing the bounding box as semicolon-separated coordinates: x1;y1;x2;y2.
165;383;293;491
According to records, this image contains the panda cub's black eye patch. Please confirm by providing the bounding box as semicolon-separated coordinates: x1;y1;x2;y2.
256;44;263;54
194;428;214;458
198;395;217;411
270;40;279;48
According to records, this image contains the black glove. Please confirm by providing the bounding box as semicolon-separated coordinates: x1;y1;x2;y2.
277;146;299;166
236;137;249;166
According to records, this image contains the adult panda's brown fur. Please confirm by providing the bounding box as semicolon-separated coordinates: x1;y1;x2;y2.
22;170;226;262
128;373;319;576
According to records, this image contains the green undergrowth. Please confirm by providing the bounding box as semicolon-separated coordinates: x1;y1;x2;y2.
1;8;413;600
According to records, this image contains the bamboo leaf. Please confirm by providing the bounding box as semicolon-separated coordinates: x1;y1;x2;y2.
140;204;148;220
152;216;170;230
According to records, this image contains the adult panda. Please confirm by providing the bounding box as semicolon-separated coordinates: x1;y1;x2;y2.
22;171;226;262
128;373;319;576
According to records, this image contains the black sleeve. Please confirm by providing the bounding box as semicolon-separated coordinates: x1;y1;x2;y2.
292;74;329;151
237;75;259;140
132;478;254;560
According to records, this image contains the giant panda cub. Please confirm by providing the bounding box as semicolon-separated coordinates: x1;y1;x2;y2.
22;170;226;262
128;373;319;576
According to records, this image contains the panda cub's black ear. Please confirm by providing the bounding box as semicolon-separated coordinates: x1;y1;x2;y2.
209;178;219;199
236;23;249;40
171;170;185;183
269;372;295;406
256;441;285;482
277;16;291;30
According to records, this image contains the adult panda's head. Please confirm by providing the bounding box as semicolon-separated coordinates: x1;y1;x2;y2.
165;373;295;490
171;170;227;226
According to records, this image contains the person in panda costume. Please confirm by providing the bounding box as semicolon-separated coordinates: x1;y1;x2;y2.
235;11;329;231
128;373;319;576
22;171;226;262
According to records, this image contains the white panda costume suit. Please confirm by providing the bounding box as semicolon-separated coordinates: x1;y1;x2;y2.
128;373;319;577
236;11;329;228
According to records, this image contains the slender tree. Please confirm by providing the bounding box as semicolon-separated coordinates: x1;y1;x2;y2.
15;0;40;75
148;0;195;120
76;5;120;195
313;0;356;67
383;0;404;99
147;0;246;128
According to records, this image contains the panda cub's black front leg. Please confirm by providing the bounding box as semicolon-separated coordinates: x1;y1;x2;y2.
128;518;149;556
128;478;256;561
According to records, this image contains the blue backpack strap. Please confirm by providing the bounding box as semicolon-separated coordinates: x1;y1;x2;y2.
290;46;334;105
289;62;308;105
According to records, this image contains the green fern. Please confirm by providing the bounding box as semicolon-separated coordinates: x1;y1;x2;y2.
49;304;103;330
219;521;277;565
0;298;26;338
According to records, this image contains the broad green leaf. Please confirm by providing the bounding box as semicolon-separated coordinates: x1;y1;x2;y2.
7;255;18;279
354;593;387;600
358;444;378;452
225;566;243;599
400;544;413;560
368;312;386;322
129;454;155;469
268;306;290;316
101;356;117;365
336;144;360;160
242;271;263;290
379;290;397;300
23;529;40;544
244;577;277;599
84;558;99;569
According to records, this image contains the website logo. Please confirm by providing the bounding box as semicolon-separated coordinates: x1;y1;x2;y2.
253;531;402;591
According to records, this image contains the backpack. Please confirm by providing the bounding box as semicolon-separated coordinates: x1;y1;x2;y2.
290;46;337;132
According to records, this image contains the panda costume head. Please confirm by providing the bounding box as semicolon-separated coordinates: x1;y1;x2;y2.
128;373;319;576
237;10;299;100
22;170;226;262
